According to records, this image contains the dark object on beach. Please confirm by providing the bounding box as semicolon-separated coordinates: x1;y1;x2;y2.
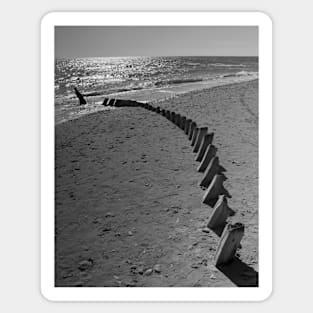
74;87;87;105
214;223;244;266
102;98;109;106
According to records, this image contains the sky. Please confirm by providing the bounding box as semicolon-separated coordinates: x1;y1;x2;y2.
55;26;258;58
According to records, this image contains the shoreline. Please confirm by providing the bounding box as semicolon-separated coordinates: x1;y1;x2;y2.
55;78;258;125
55;79;258;287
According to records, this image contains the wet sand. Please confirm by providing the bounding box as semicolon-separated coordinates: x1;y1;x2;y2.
55;79;258;287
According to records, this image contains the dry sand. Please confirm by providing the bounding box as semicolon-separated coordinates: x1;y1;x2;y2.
55;80;258;287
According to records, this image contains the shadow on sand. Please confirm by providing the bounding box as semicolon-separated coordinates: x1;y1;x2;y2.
217;257;258;287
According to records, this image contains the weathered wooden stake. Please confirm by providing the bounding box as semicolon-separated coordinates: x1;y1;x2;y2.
191;127;199;146
175;114;181;126
202;174;231;205
180;116;186;130
207;195;235;230
129;100;140;107
170;112;175;122
74;87;87;105
214;223;244;266
199;156;226;188
197;144;217;173
188;122;197;140
195;133;214;162
102;98;109;106
193;127;208;153
184;119;192;135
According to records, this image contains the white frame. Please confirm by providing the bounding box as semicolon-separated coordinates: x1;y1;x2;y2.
41;11;272;302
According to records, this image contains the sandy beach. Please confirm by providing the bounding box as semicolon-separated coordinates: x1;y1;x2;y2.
55;79;258;287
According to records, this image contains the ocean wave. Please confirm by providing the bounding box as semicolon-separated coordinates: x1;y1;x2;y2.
185;62;202;66
155;78;204;87
220;71;258;78
208;63;247;67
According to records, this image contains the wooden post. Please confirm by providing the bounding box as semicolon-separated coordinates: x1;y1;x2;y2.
214;223;244;266
180;116;186;130
170;112;175;122
202;174;231;205
195;133;214;162
175;114;181;126
191;127;199;146
188;122;197;140
207;195;235;230
193;127;208;153
197;144;217;173
199;156;226;188
102;98;109;106
165;110;171;119
74;87;87;105
156;106;161;113
184;119;192;135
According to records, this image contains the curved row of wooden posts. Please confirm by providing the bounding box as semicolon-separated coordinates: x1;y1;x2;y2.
102;97;245;267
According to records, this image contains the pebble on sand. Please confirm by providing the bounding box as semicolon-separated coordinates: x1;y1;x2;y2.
78;258;93;271
202;227;211;234
144;268;153;276
153;264;161;273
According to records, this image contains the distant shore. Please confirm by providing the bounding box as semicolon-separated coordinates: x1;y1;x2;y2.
55;79;258;287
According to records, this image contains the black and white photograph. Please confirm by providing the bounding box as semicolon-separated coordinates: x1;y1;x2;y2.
7;0;313;310
41;12;272;301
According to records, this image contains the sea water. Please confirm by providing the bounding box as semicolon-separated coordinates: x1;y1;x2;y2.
55;56;258;124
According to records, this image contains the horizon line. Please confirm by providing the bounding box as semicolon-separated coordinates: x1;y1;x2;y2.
55;55;259;59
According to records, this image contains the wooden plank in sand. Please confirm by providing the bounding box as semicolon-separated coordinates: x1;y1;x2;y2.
202;174;231;206
102;98;109;106
184;119;192;135
193;127;208;153
207;195;235;230
165;110;171;120
191;127;199;146
74;87;87;105
175;114;181;126
195;132;214;162
197;144;217;173
114;99;124;107
214;223;244;266
200;156;226;188
188;122;197;140
180;116;186;130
